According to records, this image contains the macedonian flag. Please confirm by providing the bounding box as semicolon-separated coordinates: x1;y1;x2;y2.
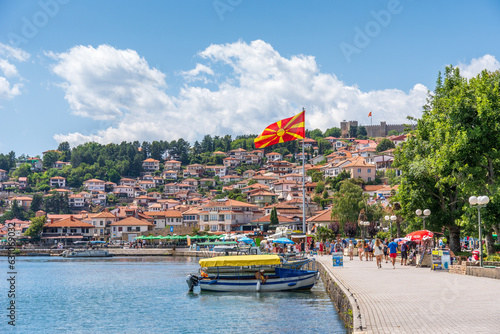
254;110;305;148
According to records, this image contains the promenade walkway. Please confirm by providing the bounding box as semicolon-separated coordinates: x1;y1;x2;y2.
315;255;500;334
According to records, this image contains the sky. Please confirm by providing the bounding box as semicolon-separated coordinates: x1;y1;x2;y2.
1;0;500;156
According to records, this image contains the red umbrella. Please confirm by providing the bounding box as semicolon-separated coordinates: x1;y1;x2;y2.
404;230;434;242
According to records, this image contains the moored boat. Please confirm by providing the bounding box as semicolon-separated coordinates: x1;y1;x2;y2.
186;254;318;292
61;249;113;257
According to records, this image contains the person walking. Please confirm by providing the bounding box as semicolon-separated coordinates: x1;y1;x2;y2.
319;240;324;256
357;240;364;261
383;239;389;263
400;241;408;266
373;238;384;268
348;240;354;260
325;240;331;255
364;240;370;261
388;238;398;269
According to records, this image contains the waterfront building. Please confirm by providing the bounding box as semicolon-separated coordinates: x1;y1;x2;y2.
109;216;154;240
198;199;263;232
42;216;95;243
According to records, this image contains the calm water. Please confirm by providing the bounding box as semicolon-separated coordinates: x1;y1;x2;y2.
1;256;346;334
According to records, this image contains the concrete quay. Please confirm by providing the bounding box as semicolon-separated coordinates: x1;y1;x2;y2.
315;255;500;334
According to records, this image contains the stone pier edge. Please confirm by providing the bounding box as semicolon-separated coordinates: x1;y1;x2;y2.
317;261;366;333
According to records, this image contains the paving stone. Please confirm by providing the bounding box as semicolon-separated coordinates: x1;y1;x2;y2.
315;255;500;333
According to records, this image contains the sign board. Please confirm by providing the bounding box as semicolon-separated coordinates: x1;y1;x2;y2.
332;251;343;267
432;249;451;270
170;226;174;233
128;234;137;242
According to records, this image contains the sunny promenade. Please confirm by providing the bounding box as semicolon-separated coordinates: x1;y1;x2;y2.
315;255;500;334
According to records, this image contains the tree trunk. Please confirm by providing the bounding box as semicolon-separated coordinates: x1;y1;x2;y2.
447;225;461;253
396;222;401;238
485;230;495;256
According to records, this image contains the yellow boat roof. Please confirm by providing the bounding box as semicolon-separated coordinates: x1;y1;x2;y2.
199;255;281;268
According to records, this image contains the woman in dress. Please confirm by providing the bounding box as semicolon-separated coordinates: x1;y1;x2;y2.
348;240;354;260
357;240;364;261
373;238;384;268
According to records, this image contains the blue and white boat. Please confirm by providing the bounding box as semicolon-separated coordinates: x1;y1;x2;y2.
186;254;319;292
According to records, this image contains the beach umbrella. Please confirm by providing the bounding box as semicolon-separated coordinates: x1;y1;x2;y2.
209;235;221;240
153;236;163;240
135;235;145;240
404;230;434;242
178;235;188;240
144;235;155;240
160;235;170;240
190;235;202;240
274;237;295;245
239;236;254;244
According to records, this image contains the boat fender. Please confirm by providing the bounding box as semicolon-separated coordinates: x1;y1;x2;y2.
208;280;218;285
256;280;261;291
287;282;297;286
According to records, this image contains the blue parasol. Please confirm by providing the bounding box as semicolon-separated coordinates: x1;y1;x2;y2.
238;237;254;244
273;237;294;245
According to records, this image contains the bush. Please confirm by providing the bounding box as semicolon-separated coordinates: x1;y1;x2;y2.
376;231;390;240
485;255;500;262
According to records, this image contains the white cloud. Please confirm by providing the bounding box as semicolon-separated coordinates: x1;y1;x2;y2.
52;40;429;147
0;42;29;101
457;54;500;79
181;63;214;82
48;44;173;120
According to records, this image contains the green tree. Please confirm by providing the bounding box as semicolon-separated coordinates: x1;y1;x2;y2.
270;207;279;226
331;179;365;229
324;127;342;138
13;163;31;178
376;138;396;153
394;67;500;253
30;193;43;213
24;215;47;240
43;151;60;169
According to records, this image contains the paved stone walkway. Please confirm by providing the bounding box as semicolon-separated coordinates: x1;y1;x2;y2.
315;255;500;334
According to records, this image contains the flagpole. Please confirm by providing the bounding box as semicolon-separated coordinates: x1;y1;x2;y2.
302;108;306;234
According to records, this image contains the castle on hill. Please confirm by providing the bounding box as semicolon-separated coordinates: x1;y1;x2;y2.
340;120;415;138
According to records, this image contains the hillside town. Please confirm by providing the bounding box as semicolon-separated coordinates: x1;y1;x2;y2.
0;128;406;245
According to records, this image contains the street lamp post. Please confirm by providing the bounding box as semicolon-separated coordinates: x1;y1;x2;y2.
415;209;431;230
384;216;390;238
390;215;397;239
359;221;369;239
469;196;489;267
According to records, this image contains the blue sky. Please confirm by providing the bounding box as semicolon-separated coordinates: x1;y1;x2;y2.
1;0;499;156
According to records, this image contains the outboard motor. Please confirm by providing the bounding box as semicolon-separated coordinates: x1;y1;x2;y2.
186;274;200;292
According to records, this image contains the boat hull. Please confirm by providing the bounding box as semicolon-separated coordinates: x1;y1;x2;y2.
62;250;112;257
199;271;318;292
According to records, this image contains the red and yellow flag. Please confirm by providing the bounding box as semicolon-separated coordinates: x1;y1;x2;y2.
368;111;372;117
254;110;305;148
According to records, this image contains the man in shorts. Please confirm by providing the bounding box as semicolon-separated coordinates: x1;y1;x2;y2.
400;241;408;266
388;238;398;269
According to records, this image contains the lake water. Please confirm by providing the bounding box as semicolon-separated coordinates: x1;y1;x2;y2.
1;256;346;333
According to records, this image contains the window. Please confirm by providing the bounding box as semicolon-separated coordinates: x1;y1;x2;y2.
136;227;140;231
118;227;122;232
368;177;372;182
100;221;104;226
100;229;104;234
113;227;116;231
367;169;371;173
127;227;132;232
357;168;361;173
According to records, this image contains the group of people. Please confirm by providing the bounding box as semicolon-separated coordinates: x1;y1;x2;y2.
354;238;410;269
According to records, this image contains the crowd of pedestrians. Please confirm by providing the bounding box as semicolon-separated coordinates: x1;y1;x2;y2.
311;237;426;270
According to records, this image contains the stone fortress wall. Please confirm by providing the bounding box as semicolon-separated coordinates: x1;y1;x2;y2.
341;120;415;138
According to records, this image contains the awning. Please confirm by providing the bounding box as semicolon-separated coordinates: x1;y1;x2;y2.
199;255;281;268
42;236;84;239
